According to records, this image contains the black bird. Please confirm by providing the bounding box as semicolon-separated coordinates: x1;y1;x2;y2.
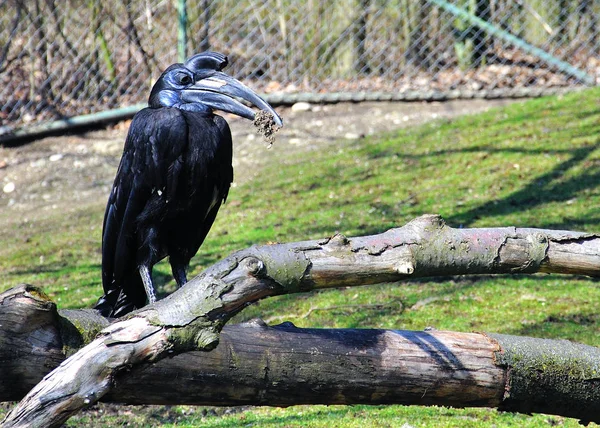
94;52;282;317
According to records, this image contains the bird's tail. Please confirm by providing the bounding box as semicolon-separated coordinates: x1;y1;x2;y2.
93;272;146;318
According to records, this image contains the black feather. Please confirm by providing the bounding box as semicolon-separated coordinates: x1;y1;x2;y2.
94;52;280;317
94;108;232;317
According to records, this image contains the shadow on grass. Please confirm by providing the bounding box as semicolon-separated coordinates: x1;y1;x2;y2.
446;141;600;228
508;310;600;346
8;262;101;279
364;143;600;233
291;141;600;240
368;142;592;162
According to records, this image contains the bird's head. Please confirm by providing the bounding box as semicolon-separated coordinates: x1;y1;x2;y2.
148;51;283;127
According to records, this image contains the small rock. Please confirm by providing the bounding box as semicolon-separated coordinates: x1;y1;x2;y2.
30;159;47;168
3;182;15;193
291;102;311;112
75;144;88;154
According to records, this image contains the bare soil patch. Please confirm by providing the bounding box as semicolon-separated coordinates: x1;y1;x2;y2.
0;99;517;232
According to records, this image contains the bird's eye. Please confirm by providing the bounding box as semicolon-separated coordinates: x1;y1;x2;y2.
178;74;192;85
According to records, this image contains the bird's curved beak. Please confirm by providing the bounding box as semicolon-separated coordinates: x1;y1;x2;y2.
181;72;283;127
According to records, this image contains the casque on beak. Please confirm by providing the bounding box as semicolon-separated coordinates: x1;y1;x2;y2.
181;71;283;127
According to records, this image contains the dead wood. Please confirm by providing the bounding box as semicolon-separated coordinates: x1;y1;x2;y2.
2;215;600;427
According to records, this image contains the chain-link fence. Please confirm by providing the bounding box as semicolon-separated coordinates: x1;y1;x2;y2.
1;0;598;139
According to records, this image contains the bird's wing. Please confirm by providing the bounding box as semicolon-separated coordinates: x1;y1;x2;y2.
98;108;188;314
164;113;234;271
188;114;233;249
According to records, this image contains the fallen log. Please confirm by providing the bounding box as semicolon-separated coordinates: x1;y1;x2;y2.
1;286;600;424
0;289;497;406
2;215;600;427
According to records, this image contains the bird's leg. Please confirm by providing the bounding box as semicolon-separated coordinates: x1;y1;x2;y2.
171;262;188;287
139;265;157;303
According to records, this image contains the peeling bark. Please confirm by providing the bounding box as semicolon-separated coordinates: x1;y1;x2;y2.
3;215;600;427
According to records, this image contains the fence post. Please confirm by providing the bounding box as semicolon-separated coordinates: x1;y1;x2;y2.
177;0;188;62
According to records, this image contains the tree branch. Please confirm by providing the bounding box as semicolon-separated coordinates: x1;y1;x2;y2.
3;215;600;427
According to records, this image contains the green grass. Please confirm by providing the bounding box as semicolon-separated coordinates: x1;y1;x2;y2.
164;405;589;427
0;206;104;308
2;88;600;427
